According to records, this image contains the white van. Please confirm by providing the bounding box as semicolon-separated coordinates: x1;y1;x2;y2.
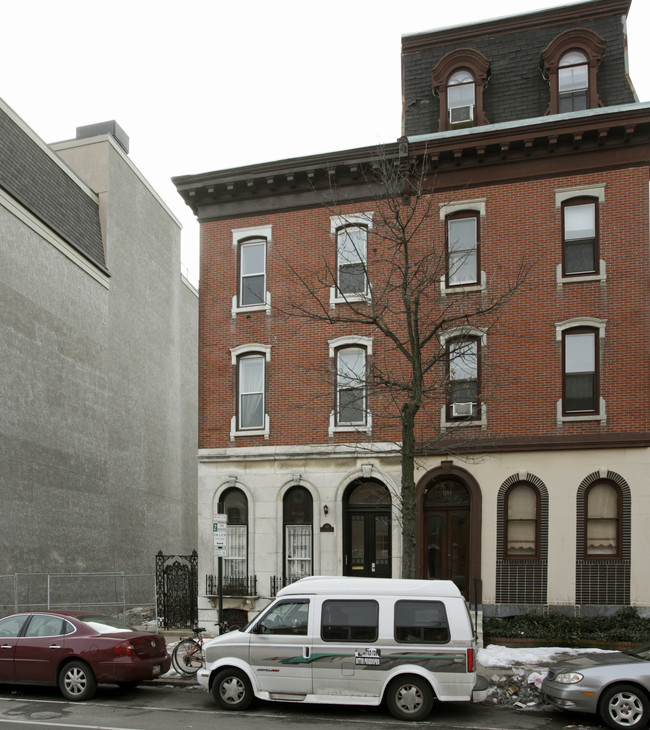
197;576;486;721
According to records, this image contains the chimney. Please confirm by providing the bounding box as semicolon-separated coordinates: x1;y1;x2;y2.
76;120;129;154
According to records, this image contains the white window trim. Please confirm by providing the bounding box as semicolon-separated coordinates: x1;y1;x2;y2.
330;213;374;307
555;319;606;424
555;186;606;287
232;224;272;317
554;184;605;207
439;326;487;347
438;198;486;220
230;344;271;440
557;398;606;424
328;336;373;434
554;317;607;341
556;261;606;287
328;335;373;357
329;410;372;436
441;403;487;430
440;270;486;295
330;212;374;233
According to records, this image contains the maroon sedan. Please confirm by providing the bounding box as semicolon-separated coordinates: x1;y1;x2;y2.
0;611;170;700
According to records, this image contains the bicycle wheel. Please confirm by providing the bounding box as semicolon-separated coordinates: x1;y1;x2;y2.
172;638;203;676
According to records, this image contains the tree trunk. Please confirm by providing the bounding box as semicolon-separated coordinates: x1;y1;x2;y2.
400;406;418;578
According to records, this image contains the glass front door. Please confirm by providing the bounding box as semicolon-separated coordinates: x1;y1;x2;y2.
344;480;392;578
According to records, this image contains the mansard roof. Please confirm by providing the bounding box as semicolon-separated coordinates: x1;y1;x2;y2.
0;100;106;273
402;0;635;136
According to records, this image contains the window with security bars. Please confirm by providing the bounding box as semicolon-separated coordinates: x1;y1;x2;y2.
224;524;247;581
286;525;313;582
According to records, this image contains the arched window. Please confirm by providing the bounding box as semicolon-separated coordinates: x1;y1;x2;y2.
504;483;539;559
336;224;368;296
558;51;588;112
237;353;265;430
432;49;490;132
585;481;620;558
447;336;480;420
562;196;598;275
447;70;475;125
219;488;248;584
446;211;479;286
562;327;598;415
238;236;267;307
541;29;605;115
283;487;313;582
336;346;367;425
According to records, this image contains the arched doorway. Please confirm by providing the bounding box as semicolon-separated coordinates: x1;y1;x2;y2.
343;479;391;577
423;480;470;594
417;464;482;603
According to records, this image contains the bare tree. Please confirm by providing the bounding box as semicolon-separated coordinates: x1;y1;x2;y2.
274;147;530;578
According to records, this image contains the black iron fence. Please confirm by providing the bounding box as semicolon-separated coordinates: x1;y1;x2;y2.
205;574;257;597
155;551;198;629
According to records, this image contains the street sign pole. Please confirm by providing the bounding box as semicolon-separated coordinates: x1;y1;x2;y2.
213;514;228;631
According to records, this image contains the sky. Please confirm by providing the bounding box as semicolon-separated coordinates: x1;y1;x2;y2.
2;0;649;284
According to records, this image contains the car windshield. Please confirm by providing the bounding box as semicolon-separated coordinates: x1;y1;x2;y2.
80;614;136;634
626;642;650;660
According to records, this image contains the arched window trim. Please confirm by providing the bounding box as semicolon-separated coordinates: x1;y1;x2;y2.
283;485;314;583
432;48;490;132
559;325;601;418
541;29;606;115
217;486;249;586
445;210;480;288
231;224;272;317
333;344;368;428
230;346;271;439
561;196;600;277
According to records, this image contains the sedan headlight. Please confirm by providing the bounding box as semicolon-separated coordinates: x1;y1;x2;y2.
554;672;584;684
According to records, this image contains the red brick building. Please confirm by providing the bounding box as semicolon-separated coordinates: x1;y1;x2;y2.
175;0;650;628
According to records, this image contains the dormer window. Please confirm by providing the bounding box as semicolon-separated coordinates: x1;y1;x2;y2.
542;29;605;116
432;48;490;133
558;51;588;112
447;70;475;125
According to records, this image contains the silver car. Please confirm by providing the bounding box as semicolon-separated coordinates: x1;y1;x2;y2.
542;642;650;729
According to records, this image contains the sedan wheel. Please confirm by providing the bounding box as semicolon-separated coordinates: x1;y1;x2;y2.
58;660;98;701
600;683;650;729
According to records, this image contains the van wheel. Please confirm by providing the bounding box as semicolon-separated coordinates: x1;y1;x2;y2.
386;674;433;721
211;668;253;711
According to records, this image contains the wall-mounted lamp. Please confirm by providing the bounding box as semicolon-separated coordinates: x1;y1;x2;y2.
323;505;329;516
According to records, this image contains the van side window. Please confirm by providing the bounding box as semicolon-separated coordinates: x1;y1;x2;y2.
256;599;309;635
394;600;450;643
321;600;378;642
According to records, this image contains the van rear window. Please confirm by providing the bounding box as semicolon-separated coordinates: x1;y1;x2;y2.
394;600;450;643
321;600;378;642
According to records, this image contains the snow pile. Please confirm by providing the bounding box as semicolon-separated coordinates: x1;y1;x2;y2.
478;643;615;708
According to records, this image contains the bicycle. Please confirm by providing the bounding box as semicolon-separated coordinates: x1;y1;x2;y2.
172;622;244;676
172;627;209;677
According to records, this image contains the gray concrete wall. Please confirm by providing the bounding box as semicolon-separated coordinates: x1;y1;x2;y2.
0;130;197;583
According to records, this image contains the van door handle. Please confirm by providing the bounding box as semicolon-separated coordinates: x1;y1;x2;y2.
303;647;310;659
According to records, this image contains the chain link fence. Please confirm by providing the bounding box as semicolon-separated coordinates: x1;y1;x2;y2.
0;572;158;627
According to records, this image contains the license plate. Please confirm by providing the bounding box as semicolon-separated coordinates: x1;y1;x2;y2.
152;664;161;676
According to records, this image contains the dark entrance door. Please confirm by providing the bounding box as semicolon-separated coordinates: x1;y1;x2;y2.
422;480;470;596
344;480;391;578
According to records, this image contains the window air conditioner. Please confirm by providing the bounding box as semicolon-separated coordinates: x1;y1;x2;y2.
450;105;473;124
452;402;475;417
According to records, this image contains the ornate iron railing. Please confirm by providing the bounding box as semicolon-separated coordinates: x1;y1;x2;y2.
155;550;198;629
205;574;257;597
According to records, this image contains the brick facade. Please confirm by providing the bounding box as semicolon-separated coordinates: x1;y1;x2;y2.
175;0;650;629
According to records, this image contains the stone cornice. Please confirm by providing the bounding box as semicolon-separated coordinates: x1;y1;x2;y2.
173;105;649;222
